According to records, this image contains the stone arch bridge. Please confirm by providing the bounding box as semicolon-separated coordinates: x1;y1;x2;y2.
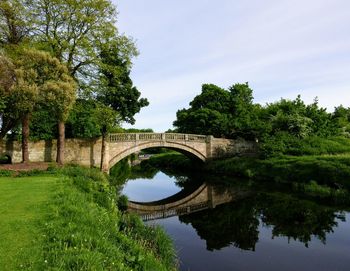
0;133;257;172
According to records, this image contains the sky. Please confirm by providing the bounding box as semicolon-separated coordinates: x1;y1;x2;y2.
113;0;350;132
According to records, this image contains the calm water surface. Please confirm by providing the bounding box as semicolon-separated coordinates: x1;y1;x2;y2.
122;170;350;271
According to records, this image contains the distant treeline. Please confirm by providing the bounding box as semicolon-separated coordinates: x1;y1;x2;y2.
172;83;350;157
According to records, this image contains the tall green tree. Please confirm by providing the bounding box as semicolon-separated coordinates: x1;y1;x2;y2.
174;83;261;139
8;48;76;163
97;42;149;124
30;0;144;164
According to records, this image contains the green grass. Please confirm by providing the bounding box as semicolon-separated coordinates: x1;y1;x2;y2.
261;135;350;157
0;176;59;270
0;167;176;270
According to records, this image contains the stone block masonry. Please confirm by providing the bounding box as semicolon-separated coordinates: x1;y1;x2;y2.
0;133;258;172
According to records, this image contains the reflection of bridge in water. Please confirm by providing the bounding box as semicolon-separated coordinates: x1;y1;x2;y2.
128;183;249;221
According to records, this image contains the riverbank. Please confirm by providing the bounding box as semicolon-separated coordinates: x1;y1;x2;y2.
0;166;176;270
142;152;350;204
123;160;350;271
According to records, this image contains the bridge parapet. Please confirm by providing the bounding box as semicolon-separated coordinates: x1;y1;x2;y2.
109;133;208;143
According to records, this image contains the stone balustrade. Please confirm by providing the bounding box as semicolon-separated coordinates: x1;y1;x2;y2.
109;133;208;143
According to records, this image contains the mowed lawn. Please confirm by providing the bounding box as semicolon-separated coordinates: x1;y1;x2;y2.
0;176;58;270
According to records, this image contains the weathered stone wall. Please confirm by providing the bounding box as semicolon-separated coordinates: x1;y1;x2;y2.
0;138;103;166
210;138;258;158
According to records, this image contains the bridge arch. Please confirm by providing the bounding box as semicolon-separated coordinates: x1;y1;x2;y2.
108;141;206;170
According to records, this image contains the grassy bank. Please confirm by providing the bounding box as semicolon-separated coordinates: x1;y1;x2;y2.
205;155;350;188
0;167;176;270
261;136;350;157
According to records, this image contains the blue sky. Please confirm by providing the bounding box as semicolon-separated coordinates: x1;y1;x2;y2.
113;0;350;132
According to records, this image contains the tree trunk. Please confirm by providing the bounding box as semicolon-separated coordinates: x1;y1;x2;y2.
22;113;30;163
56;121;65;165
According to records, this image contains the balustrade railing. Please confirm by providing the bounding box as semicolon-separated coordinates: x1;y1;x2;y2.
137;202;209;221
109;133;207;143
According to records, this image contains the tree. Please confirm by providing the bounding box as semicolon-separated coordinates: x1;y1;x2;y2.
97;42;149;124
173;83;261;139
8;48;75;163
2;0;146;166
93;103;120;171
0;0;34;45
40;76;76;164
30;0;141;163
65;99;102;139
174;84;229;137
32;0;136;87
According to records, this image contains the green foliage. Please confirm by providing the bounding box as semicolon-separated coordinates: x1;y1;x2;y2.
66;99;102;138
1;0;143;141
29;105;57;140
174;83;270;139
145;153;196;172
173;84;346;158
261;135;350;157
0;48;76;141
205;155;350;192
0;0;34;44
32;0;132;79
94;102;121;136
97;41;149;124
332;105;350;136
262;96;336;139
65;99;121;139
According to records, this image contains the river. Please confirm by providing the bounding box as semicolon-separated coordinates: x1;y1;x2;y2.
122;169;350;271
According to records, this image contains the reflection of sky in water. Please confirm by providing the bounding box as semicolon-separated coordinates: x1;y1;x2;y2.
122;171;181;202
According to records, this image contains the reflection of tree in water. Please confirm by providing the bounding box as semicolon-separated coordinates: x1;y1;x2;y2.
258;193;345;247
179;200;260;251
179;192;345;251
